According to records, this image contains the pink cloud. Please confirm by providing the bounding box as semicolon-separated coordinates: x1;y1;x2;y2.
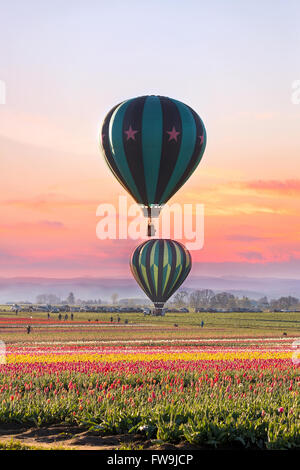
240;179;300;195
226;234;268;242
3;196;99;210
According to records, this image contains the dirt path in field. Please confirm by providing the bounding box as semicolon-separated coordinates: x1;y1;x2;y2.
0;424;200;450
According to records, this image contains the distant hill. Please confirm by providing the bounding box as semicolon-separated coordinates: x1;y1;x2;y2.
187;276;300;299
0;275;299;303
0;277;138;303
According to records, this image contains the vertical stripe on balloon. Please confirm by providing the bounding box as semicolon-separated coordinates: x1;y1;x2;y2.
159;99;196;204
122;96;148;204
167;108;206;202
100;101;137;199
109;100;142;203
142;96;163;205
154;97;182;204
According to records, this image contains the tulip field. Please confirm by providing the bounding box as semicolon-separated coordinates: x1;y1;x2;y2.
0;310;299;449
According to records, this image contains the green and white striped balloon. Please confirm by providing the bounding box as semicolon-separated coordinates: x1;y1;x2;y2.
130;239;191;308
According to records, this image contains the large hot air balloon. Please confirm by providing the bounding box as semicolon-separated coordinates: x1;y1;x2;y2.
130;239;191;315
100;95;206;235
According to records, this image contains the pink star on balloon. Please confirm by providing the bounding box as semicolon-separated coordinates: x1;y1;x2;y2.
167;126;180;142
125;126;138;141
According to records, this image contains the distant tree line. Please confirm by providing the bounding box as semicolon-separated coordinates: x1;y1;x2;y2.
34;289;300;312
169;289;300;312
36;292;102;305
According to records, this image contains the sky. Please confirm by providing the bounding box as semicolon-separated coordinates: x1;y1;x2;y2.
1;0;300;280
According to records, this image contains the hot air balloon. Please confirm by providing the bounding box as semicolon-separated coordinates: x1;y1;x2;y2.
100;95;206;236
130;239;191;315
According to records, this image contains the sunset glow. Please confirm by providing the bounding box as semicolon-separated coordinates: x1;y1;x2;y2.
1;1;300;279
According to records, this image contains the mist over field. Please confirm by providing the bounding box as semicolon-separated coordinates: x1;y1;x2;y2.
1;275;300;303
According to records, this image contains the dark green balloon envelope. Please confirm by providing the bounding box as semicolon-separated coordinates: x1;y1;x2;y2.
100;95;206;211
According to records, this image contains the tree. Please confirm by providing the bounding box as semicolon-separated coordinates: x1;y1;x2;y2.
190;289;214;310
270;296;299;311
210;292;237;310
172;290;188;307
36;294;47;304
257;296;269;308
67;292;75;305
36;294;61;304
189;291;202;310
237;296;252;309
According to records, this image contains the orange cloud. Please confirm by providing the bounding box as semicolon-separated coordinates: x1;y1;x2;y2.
234;179;300;196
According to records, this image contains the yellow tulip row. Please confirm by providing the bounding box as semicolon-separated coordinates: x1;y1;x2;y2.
6;351;292;364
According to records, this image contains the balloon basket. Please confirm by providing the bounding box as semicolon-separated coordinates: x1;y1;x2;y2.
153;302;165;316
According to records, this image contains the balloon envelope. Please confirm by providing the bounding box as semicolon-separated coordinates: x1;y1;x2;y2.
130;239;192;308
100;95;206;211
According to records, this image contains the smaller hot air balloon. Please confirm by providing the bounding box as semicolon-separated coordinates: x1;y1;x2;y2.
130;239;191;315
